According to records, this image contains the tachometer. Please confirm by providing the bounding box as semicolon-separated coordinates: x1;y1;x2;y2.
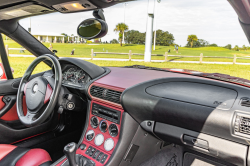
77;70;86;84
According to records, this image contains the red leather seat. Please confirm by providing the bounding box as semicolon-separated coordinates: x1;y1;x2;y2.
0;144;52;166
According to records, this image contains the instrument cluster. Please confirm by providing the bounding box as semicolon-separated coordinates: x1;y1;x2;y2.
62;66;90;87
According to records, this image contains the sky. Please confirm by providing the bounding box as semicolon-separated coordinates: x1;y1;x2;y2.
19;0;249;47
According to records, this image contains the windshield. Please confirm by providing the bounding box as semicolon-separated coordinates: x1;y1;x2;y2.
4;0;250;80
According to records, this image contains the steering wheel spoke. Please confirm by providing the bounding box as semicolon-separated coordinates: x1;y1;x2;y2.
24;111;36;124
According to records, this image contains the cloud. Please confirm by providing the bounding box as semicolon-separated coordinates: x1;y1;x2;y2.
19;0;248;47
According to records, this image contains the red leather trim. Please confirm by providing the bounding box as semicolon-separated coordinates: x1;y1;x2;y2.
0;96;27;121
15;149;52;166
10;131;49;145
44;84;53;104
0;96;5;111
0;144;16;160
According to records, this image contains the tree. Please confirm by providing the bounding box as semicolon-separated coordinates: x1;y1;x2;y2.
225;44;232;50
61;33;68;37
234;45;239;51
110;39;119;44
186;39;209;47
153;30;175;46
242;45;247;51
209;43;218;47
125;30;145;44
114;23;129;46
187;35;198;48
198;39;209;47
125;29;174;46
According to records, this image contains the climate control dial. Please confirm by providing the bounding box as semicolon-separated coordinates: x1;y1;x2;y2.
109;124;118;137
90;116;99;128
99;120;108;133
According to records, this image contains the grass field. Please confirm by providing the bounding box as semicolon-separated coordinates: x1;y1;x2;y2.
2;40;250;80
7;57;250;80
4;40;250;63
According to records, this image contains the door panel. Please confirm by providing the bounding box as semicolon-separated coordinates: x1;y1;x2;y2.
0;72;59;144
0;96;27;121
0;96;4;110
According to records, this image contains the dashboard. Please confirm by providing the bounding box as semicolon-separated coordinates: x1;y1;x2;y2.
54;62;250;166
62;65;91;88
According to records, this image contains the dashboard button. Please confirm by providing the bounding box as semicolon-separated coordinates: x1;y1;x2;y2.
80;144;86;150
100;154;108;164
89;148;96;156
85;146;92;155
93;150;100;159
97;152;103;161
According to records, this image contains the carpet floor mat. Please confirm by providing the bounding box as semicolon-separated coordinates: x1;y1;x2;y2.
140;144;183;166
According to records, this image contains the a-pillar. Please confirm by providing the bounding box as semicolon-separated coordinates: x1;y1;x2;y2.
46;35;49;43
62;37;64;43
38;36;40;42
54;36;57;43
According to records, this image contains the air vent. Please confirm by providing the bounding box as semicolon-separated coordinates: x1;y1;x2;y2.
90;86;122;104
241;98;250;107
234;114;250;138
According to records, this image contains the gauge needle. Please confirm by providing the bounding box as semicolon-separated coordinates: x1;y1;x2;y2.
78;76;85;80
67;74;73;78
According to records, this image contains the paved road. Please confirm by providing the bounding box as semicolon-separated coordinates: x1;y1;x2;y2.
9;54;250;65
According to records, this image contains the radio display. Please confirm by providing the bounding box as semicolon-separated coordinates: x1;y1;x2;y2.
92;103;121;124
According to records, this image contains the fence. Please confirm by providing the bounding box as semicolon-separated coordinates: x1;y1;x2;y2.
91;49;250;64
5;45;26;56
5;46;250;64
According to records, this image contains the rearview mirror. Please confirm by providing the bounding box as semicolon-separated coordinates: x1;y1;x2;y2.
77;18;108;40
52;50;58;53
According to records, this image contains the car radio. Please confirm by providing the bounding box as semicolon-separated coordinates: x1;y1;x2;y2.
92;103;121;124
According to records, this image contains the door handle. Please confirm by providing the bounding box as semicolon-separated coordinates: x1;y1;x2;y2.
0;95;16;118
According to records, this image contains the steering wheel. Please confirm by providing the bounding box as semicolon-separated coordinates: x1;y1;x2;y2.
16;54;62;127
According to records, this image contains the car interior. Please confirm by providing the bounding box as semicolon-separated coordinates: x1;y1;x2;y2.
0;0;250;166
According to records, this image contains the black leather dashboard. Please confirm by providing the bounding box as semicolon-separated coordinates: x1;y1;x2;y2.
121;77;250;145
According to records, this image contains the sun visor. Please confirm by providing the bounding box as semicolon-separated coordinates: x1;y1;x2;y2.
0;2;54;21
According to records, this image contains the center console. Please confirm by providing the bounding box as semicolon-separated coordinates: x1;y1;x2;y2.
56;100;124;166
81;101;123;165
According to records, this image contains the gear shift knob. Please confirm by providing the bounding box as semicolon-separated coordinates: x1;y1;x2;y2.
63;142;78;166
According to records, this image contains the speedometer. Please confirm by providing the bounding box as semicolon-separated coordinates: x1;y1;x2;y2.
62;66;90;87
66;68;77;83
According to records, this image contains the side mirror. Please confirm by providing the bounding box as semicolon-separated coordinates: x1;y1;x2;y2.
77;18;108;40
